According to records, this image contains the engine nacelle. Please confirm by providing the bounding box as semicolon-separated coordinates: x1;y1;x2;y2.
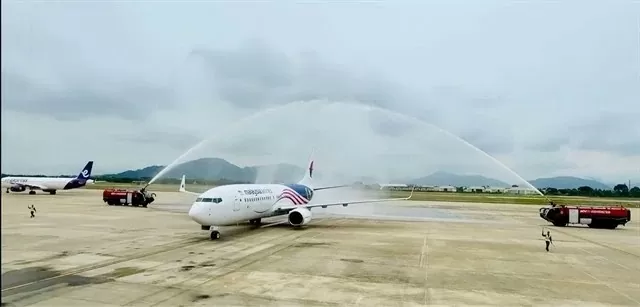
288;207;312;227
10;186;26;192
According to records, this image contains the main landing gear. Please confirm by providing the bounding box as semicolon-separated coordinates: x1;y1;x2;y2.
29;190;36;195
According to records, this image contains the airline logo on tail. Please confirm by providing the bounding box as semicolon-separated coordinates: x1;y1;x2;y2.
77;161;94;180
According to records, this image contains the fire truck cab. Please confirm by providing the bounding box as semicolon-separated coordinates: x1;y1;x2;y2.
539;204;631;229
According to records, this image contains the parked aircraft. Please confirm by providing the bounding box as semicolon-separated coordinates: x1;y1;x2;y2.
180;157;413;240
1;161;94;195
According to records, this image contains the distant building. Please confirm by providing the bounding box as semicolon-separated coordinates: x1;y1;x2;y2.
380;184;409;191
434;185;456;192
485;186;507;193
463;186;486;193
505;187;539;195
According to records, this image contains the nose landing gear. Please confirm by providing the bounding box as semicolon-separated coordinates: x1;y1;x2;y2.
210;230;221;240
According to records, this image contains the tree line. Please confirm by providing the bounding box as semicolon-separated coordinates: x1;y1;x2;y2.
542;184;640;198
2;174;638;198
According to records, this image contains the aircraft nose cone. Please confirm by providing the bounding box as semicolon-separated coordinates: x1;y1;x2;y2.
188;203;207;225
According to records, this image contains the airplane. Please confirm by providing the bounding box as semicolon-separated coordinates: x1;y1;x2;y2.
179;157;414;240
1;161;95;195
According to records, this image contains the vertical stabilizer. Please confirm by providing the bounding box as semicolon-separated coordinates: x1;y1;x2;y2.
76;161;93;180
297;149;315;189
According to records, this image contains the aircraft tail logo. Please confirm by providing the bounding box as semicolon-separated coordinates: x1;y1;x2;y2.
77;161;94;180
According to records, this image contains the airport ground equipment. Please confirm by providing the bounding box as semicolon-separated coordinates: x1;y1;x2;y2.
539;204;631;229
102;188;156;207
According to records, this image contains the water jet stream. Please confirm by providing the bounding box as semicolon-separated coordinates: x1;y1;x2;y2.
145;100;548;202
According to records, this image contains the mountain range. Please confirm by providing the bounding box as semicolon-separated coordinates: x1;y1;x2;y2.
99;157;615;189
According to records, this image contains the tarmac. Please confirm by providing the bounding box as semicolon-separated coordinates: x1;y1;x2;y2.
1;189;639;306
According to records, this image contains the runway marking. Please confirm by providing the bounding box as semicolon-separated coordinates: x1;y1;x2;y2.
421;233;429;306
547;247;640;306
0;236;205;294
131;219;349;307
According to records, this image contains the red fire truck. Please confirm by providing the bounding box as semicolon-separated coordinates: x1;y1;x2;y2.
103;188;156;207
539;204;631;229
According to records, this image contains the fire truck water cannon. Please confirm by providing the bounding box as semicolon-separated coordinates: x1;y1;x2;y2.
539;203;631;229
103;188;156;207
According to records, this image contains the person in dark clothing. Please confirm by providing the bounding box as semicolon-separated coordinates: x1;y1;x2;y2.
542;230;552;251
28;205;36;218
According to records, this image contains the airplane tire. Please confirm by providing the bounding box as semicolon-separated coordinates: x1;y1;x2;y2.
29;191;36;195
210;231;221;240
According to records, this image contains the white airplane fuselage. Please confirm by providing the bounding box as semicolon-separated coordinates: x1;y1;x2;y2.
181;157;413;240
1;177;94;191
188;183;313;226
2;161;95;194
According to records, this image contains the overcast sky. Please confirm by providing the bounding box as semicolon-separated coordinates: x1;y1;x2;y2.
2;1;639;184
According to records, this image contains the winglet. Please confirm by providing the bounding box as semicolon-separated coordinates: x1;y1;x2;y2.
179;175;186;192
405;187;415;200
178;175;201;196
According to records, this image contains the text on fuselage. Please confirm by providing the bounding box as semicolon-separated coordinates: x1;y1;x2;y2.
243;188;273;196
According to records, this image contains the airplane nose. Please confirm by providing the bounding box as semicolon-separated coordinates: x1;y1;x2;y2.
188;203;208;225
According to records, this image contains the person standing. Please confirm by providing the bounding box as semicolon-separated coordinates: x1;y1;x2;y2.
542;229;552;252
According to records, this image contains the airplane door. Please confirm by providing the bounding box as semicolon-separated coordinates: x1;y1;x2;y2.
233;196;241;212
569;209;579;224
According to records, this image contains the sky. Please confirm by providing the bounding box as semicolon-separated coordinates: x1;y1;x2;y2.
1;1;639;185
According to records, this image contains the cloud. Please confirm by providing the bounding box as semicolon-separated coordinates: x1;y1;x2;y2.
1;1;639;183
1;72;173;121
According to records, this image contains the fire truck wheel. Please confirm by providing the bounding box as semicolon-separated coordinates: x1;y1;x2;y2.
210;231;221;240
143;204;148;208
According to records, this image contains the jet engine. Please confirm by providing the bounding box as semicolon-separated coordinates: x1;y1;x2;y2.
10;186;26;192
288;207;312;227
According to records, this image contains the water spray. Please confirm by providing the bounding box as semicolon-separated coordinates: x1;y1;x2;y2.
143;99;551;205
142;102;309;190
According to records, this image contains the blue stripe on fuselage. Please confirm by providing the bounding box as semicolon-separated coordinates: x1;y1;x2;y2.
285;184;314;201
63;179;87;190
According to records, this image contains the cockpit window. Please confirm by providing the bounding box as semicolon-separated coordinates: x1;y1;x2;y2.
197;197;222;203
203;198;213;202
196;198;203;202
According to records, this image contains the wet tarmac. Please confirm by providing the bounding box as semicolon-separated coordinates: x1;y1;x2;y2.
2;189;639;306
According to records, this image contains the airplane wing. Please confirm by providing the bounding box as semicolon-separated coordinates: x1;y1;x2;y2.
276;187;415;211
178;175;201;196
314;184;350;191
13;182;47;190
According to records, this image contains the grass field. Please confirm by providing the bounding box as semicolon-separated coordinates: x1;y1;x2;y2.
86;182;640;208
